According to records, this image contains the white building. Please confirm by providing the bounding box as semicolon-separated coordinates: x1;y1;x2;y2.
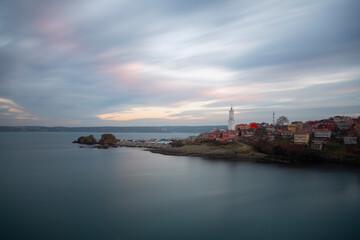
344;137;357;144
228;106;235;131
314;129;331;138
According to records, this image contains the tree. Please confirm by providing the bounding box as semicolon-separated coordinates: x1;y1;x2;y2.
276;116;289;127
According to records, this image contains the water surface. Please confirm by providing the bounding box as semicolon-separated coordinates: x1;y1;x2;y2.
1;132;359;239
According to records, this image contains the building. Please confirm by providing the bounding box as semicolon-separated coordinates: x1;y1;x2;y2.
292;121;304;127
198;133;208;140
287;124;297;133
344;137;357;144
314;129;331;139
207;132;221;140
317;119;335;131
302;127;313;134
305;121;319;129
294;132;310;144
199;131;221;140
274;129;291;139
236;124;251;130
334;116;352;130
250;122;258;129
311;139;324;150
265;125;275;132
291;121;303;131
228;106;235;131
220;131;238;141
242;130;255;138
281;130;293;139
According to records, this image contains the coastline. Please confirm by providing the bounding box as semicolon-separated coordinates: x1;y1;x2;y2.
146;144;267;160
73;135;360;166
144;145;359;166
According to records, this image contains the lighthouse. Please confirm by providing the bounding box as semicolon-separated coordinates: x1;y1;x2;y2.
228;106;235;131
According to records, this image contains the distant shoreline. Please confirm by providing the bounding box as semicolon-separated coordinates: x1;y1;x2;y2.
0;126;224;133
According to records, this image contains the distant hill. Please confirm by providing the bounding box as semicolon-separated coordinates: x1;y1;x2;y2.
0;126;228;133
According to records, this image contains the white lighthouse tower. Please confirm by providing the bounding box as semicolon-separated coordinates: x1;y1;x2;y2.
228;106;235;131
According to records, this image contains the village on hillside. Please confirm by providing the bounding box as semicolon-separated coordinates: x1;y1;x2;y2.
74;107;360;162
195;107;360;151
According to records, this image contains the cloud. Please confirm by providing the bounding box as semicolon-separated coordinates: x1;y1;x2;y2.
0;0;359;126
14;115;39;120
0;97;20;107
0;98;38;120
96;100;218;121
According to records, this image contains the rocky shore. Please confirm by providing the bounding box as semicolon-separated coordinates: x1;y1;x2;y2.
73;134;360;165
72;134;265;160
147;144;266;160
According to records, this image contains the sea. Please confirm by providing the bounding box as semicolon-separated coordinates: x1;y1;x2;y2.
1;132;360;240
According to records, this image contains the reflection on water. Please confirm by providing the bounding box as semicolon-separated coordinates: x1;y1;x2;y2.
0;132;360;240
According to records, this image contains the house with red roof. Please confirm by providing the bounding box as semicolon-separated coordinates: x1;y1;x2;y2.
220;131;239;141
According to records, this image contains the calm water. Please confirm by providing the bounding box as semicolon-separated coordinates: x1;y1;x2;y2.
1;132;360;240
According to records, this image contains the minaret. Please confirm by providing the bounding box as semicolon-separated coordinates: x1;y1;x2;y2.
273;112;275;126
228;105;235;131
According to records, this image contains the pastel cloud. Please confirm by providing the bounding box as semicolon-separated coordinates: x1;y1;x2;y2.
0;97;20;108
0;0;359;126
0;98;38;121
96;100;217;121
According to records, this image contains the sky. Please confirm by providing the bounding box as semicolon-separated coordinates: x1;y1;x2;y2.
0;0;359;126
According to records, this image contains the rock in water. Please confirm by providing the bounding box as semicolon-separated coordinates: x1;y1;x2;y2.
74;135;97;145
99;134;117;145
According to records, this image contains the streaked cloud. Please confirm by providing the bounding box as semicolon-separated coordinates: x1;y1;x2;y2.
0;97;19;108
0;0;359;126
0;98;38;121
97;100;217;121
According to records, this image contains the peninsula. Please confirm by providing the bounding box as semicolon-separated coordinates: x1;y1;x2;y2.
73;110;360;165
73;134;360;165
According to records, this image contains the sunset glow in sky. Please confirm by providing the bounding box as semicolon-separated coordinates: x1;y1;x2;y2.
0;0;359;126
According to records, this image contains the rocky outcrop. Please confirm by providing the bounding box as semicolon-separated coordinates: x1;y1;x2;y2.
73;135;97;145
99;134;117;145
73;134;118;148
